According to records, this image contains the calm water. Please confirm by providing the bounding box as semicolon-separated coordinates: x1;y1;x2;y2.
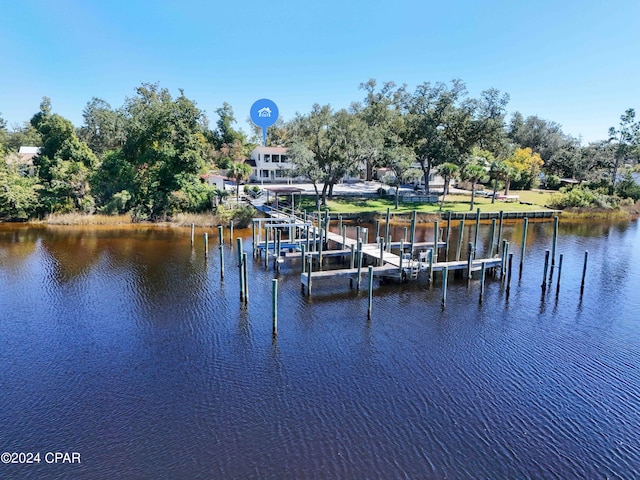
1;219;639;479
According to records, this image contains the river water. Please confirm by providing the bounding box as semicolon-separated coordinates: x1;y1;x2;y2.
1;218;639;479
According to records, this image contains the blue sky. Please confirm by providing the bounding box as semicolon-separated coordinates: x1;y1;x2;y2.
1;0;638;143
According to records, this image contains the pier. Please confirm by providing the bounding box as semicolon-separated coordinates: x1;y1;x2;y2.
251;206;507;294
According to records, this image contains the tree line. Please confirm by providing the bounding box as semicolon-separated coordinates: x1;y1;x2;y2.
1;80;639;220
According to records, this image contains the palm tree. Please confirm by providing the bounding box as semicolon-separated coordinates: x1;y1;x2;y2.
227;161;252;204
462;159;488;211
438;162;459;211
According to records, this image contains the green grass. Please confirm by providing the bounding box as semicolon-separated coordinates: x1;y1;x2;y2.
297;190;556;215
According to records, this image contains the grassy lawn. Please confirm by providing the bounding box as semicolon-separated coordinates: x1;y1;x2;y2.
298;190;557;214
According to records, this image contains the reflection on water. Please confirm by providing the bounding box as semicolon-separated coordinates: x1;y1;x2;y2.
1;219;639;479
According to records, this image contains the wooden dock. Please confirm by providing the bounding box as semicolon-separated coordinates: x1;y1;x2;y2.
251;206;510;295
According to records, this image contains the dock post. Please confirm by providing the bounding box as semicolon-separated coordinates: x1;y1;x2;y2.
342;225;346;249
519;217;529;278
301;245;306;273
368;265;374;319
272;279;278;335
506;253;513;298
243;252;249;303
379;239;384;266
501;241;509;281
385;207;391;247
191;223;195;247
433;221;439;261
230;220;234;245
356;242;363;291
318;225;323;269
350;244;355;269
356;226;361;246
551;216;559;268
442;266;449;308
473;208;480;259
252;221;256;257
455;219;465;261
488;219;496;257
264;226;269;269
467;242;474;280
375;220;380;240
541;250;550;291
580;251;588;296
445;211;452;260
276;230;282;272
497;211;504;255
237;238;244;301
307;255;313;295
479;262;486;303
219;239;224;279
219;225;224;246
305;225;310;253
410;210;417;256
338;215;343;238
556;253;563;294
403;226;408;244
204;233;209;258
427;248;434;285
324;209;330;241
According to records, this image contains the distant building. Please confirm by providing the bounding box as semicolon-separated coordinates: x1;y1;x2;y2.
5;146;39;176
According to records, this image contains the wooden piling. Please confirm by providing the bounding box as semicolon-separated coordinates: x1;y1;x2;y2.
318;225;324;269
204;233;209;258
479;262;486;303
488;219;496;257
252;221;257;257
367;265;374;319
497;211;504;255
410;210;417;255
264;225;269;269
551;216;559;267
242;252;249;303
237;238;244;301
427;248;434;285
519;217;529;277
506;253;513;297
219;240;225;279
307;255;313;295
580;251;588;295
301;245;306;273
230;220;234;245
541;250;550;290
350;244;355;269
218;225;224;246
445;212;452;260
190;223;195;247
473;208;480;258
384;207;390;245
556;253;563;294
433;221;439;261
356;244;363;291
442;266;449;308
455;219;465;261
466;242;473;280
379;239;384;267
324;209;330;241
375;220;380;240
272;279;278;335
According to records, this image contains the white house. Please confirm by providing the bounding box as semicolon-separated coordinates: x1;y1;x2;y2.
249;146;364;184
249;146;301;183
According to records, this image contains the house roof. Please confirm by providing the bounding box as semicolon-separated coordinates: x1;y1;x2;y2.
251;146;288;155
19;146;40;155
